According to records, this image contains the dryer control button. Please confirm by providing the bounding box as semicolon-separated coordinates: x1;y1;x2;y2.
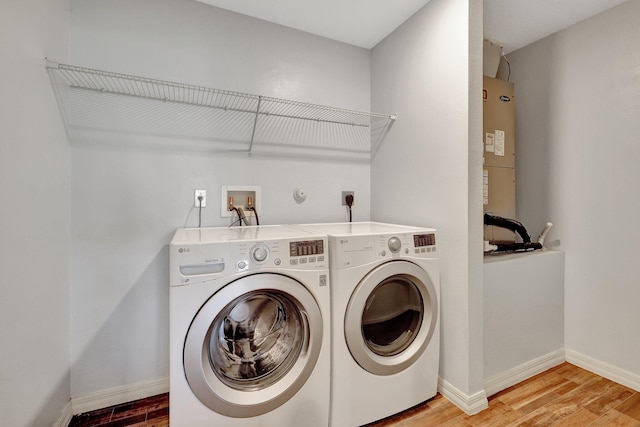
237;260;247;270
388;237;402;252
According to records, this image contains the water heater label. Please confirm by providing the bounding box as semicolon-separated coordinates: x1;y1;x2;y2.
494;129;505;156
485;132;495;153
483;169;489;205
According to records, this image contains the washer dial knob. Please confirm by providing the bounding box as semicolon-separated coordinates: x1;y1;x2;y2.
388;237;402;253
251;245;269;263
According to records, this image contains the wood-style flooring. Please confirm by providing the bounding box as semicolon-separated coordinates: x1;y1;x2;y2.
68;393;169;427
69;363;640;426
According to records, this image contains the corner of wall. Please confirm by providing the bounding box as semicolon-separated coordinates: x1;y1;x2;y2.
438;377;488;415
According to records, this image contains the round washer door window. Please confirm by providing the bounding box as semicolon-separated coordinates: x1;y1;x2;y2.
345;261;438;375
184;273;323;417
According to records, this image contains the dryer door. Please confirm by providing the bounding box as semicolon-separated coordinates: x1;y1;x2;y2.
183;273;323;417
344;260;438;375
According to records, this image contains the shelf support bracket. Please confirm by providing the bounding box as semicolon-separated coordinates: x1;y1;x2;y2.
248;96;262;156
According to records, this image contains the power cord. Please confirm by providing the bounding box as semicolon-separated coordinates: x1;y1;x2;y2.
345;194;354;223
500;47;511;82
197;195;203;228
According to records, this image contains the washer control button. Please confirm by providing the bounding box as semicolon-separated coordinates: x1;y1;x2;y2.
274;258;281;266
237;260;247;270
388;237;402;253
251;245;269;263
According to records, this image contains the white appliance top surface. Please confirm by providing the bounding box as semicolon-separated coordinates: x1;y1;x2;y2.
171;225;325;245
292;222;435;236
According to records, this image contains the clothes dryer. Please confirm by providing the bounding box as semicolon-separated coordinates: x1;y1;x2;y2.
169;225;330;427
291;222;440;426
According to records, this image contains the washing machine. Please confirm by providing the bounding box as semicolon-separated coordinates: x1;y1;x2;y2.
169;225;330;427
291;222;440;426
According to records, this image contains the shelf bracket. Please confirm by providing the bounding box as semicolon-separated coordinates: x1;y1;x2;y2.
248;96;262;156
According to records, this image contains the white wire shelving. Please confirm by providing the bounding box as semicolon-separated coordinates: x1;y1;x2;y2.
45;59;396;160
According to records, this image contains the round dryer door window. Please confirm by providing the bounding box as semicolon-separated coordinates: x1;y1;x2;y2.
345;260;438;375
183;273;323;418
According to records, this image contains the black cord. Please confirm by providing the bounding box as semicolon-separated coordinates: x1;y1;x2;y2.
248;207;260;225
197;195;203;228
345;194;354;223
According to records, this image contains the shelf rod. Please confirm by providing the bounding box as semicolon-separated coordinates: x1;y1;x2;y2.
57;83;374;128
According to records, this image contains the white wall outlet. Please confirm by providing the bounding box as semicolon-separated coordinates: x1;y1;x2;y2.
341;191;355;206
221;185;262;219
194;190;206;207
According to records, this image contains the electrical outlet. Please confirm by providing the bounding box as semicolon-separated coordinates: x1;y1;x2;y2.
341;191;355;206
194;190;206;207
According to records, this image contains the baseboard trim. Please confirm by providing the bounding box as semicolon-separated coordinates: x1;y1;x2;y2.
53;400;73;427
566;349;640;392
71;377;169;416
483;349;566;397
438;377;488;415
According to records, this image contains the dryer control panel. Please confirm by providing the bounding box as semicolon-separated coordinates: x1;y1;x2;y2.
330;232;437;269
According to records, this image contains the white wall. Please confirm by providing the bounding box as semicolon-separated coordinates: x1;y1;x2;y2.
484;251;564;380
0;0;71;425
509;0;640;379
371;0;485;401
68;0;373;397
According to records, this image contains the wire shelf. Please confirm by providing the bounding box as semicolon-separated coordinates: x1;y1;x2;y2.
45;59;396;159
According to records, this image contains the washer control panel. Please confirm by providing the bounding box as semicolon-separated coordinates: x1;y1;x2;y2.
232;238;327;272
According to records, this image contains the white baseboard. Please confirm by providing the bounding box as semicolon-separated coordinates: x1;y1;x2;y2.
566;349;640;392
438;377;488;415
483;349;566;397
71;377;169;416
52;400;73;427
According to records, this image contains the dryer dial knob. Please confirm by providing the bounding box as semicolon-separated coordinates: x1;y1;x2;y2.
388;237;402;253
251;245;269;263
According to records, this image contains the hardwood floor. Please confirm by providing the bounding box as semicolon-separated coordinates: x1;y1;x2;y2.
370;363;640;427
69;363;640;426
68;393;169;427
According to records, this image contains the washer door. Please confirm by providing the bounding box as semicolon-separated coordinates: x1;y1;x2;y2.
345;261;437;375
184;273;323;417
